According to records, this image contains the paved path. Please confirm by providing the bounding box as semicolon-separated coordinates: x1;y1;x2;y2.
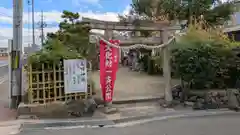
0;64;17;122
0;74;16;121
0;67;18;135
0;81;16;122
91;67;180;101
17;114;240;135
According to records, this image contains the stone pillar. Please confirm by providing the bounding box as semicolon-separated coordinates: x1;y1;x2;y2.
119;47;122;64
231;14;237;26
104;29;113;40
161;30;173;105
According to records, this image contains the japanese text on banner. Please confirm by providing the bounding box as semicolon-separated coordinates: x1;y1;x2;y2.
105;45;113;69
105;74;112;101
99;40;120;102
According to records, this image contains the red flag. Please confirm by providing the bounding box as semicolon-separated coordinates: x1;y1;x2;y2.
99;40;120;102
109;39;120;82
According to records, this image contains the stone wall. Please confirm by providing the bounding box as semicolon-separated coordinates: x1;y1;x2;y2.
171;85;240;110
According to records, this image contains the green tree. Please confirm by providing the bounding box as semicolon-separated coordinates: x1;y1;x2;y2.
130;0;235;26
46;10;94;58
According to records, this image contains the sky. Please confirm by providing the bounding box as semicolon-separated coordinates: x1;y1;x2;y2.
0;0;237;48
0;0;132;48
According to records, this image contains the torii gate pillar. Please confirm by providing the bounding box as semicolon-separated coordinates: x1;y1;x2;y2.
161;30;173;105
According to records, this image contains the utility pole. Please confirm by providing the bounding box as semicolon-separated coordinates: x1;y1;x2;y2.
27;0;31;48
38;10;47;46
11;0;23;109
32;0;35;48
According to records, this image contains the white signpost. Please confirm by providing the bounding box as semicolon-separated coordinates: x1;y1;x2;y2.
63;59;87;93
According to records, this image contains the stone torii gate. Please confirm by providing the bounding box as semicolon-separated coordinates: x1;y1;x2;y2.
82;17;181;111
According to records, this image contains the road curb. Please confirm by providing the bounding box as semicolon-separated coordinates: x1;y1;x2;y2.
107;110;240;128
112;96;163;104
112;109;240;124
20;119;114;131
94;96;163;105
19;109;240;130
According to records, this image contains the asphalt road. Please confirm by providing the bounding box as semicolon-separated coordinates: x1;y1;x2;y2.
0;60;8;66
0;60;8;77
18;114;240;135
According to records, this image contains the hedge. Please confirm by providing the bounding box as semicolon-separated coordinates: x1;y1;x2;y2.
171;28;240;89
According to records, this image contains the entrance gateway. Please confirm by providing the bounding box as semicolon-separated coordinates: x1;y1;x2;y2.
82;18;181;111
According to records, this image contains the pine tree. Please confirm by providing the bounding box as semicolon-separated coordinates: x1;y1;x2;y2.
46;10;94;57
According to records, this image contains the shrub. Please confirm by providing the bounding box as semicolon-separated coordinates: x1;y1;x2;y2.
147;57;155;75
28;39;83;69
142;54;149;72
151;56;163;75
25;39;96;100
172;27;240;89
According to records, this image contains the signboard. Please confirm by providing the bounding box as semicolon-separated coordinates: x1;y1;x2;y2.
64;59;87;93
99;40;120;102
89;35;97;43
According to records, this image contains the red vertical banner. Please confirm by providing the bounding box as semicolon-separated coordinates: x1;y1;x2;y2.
99;40;120;102
109;40;120;82
99;40;106;90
